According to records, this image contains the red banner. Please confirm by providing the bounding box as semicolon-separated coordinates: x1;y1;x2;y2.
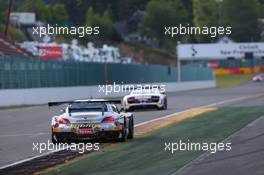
207;61;219;69
38;46;62;59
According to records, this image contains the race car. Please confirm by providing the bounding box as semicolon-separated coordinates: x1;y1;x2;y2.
48;99;134;143
252;74;264;82
122;88;167;111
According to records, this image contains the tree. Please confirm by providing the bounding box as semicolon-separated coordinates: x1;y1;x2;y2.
85;7;113;40
0;0;4;23
258;0;264;18
61;0;89;25
46;3;68;24
222;0;261;42
259;0;264;4
192;0;219;42
181;0;193;23
139;0;189;49
18;0;50;21
19;0;68;24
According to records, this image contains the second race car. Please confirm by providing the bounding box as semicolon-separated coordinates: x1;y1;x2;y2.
122;88;167;111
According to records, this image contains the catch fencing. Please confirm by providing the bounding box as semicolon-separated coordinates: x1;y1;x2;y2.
0;56;214;89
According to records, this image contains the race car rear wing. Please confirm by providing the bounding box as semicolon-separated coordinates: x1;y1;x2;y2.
48;99;122;107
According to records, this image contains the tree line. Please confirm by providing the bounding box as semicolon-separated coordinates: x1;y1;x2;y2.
1;0;264;49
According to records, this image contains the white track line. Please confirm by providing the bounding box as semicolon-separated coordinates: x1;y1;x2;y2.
0;93;263;170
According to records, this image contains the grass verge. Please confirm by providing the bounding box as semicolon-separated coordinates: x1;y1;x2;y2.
41;107;264;175
216;74;252;88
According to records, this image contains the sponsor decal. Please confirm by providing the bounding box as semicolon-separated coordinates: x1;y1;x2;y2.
38;46;62;59
71;124;101;129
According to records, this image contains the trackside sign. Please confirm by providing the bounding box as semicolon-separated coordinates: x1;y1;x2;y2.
177;42;264;60
38;46;63;59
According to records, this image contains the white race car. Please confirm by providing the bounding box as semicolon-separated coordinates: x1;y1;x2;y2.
122;88;167;111
49;99;134;143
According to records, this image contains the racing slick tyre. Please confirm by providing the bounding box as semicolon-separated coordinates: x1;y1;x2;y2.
158;98;167;110
52;131;70;144
120;118;128;142
127;116;134;139
163;98;167;110
52;132;62;144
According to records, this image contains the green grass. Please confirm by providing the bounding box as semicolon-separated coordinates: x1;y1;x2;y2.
216;74;252;88
43;107;264;175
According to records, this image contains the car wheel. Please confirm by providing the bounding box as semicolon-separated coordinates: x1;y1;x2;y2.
52;130;69;143
163;98;167;110
52;132;61;144
127;116;134;139
120;118;128;142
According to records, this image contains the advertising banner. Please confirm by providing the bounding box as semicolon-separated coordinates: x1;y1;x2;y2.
38;46;62;59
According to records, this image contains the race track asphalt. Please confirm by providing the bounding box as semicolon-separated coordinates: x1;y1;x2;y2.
176;111;264;175
0;82;263;169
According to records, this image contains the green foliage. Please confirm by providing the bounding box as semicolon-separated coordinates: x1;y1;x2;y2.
46;4;68;23
222;0;261;42
259;0;264;4
258;0;264;17
140;0;189;50
18;0;68;24
85;7;113;40
216;74;252;88
5;0;264;45
18;0;48;20
61;0;149;24
0;24;27;42
193;0;219;42
60;0;88;25
181;0;194;24
0;0;4;22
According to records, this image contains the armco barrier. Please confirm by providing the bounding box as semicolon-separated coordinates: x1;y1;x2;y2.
0;56;214;89
0;81;216;106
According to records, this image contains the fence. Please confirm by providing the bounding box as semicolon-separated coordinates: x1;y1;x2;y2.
0;56;214;89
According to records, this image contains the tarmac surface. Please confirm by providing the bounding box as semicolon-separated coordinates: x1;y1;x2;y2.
176;115;264;175
0;82;263;172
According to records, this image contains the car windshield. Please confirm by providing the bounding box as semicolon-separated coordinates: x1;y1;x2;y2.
69;103;107;113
